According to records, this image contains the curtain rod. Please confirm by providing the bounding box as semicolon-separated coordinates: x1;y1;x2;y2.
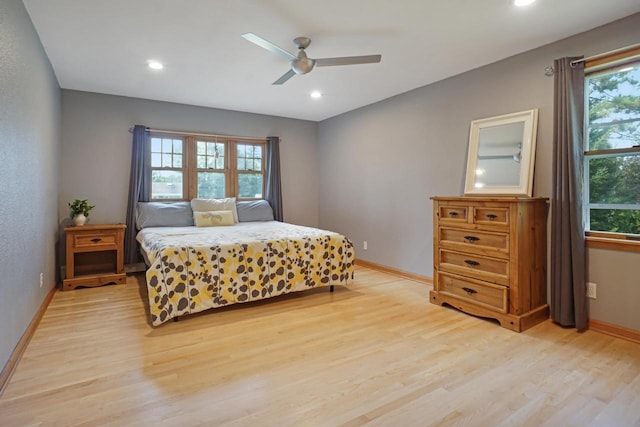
570;42;640;66
128;127;267;142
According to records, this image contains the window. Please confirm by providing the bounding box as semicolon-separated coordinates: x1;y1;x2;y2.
150;132;265;201
151;135;185;200
236;143;264;199
584;49;640;242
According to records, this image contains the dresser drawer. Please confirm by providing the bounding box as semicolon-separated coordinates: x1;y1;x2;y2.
473;206;509;227
438;249;509;286
439;227;509;258
438;205;468;224
437;272;508;313
73;232;118;249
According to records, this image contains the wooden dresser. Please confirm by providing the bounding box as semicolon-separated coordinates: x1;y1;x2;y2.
63;224;126;291
430;196;549;332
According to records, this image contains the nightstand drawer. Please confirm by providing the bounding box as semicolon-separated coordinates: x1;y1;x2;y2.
438;249;509;286
74;232;118;249
437;272;508;313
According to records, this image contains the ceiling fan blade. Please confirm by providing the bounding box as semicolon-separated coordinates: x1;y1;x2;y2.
241;33;296;61
315;54;382;67
273;69;296;85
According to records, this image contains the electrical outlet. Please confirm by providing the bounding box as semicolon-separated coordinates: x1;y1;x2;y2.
586;282;597;299
40;272;44;288
363;241;368;250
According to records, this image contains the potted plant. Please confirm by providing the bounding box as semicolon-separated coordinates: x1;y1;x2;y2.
68;199;95;226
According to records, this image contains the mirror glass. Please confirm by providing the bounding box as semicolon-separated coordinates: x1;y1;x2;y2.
464;109;538;196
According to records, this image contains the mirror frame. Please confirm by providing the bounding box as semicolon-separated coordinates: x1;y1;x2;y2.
464;109;539;197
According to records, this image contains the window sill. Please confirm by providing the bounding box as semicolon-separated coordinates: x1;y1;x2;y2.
585;232;640;253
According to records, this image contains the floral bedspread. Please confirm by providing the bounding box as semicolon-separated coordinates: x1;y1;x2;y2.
137;221;355;325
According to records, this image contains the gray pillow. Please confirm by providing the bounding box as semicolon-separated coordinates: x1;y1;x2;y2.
236;200;274;222
136;202;194;229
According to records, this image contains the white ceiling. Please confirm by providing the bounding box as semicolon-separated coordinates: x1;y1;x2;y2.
23;0;640;122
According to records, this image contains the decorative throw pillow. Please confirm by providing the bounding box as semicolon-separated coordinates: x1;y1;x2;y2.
193;210;235;227
190;197;239;223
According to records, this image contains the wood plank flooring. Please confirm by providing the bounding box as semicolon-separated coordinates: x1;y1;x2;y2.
1;266;639;426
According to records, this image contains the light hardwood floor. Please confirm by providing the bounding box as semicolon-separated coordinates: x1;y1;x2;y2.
1;267;639;426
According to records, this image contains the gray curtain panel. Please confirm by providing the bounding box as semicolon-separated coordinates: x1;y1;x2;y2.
265;136;283;221
550;57;587;331
124;125;151;264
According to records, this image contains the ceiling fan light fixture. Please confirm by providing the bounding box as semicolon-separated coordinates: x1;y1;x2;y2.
291;57;316;74
513;0;536;7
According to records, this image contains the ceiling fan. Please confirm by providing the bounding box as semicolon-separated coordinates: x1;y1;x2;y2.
242;33;382;85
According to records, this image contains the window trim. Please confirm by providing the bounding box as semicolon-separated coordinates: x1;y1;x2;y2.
585;231;640;253
583;47;640;252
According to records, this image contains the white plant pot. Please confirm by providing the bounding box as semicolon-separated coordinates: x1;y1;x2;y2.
73;214;87;226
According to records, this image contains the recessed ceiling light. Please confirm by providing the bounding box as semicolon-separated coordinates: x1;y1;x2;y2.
147;60;164;70
513;0;536;6
310;90;322;99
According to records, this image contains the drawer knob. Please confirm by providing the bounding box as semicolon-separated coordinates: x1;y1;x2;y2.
91;238;103;243
464;259;480;267
449;211;459;217
486;214;497;220
462;287;477;295
463;235;479;242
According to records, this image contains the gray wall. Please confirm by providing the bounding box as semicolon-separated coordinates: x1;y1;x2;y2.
317;13;640;331
0;0;61;373
60;91;319;227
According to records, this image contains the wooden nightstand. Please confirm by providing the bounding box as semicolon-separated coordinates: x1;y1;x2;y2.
63;224;126;291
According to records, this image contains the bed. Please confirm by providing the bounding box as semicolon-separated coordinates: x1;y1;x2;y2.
136;199;355;325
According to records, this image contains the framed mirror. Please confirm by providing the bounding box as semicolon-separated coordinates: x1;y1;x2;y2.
464;109;538;196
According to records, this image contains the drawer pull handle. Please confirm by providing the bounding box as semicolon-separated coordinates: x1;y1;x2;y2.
464;259;480;267
462;287;477;295
448;211;459;217
463;235;479;242
90;238;103;243
486;214;497;220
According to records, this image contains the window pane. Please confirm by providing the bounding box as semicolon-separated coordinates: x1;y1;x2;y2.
590;209;640;234
207;156;217;169
254;145;262;158
173;140;182;154
151;170;183;199
151;138;162;152
198;172;225;198
237;144;246;158
151;153;162;167
589;155;640;204
196;155;206;168
197;141;206;155
162;153;172;167
238;173;263;198
237;158;246;170
587;65;640;150
253;159;262;171
173;155;182;168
